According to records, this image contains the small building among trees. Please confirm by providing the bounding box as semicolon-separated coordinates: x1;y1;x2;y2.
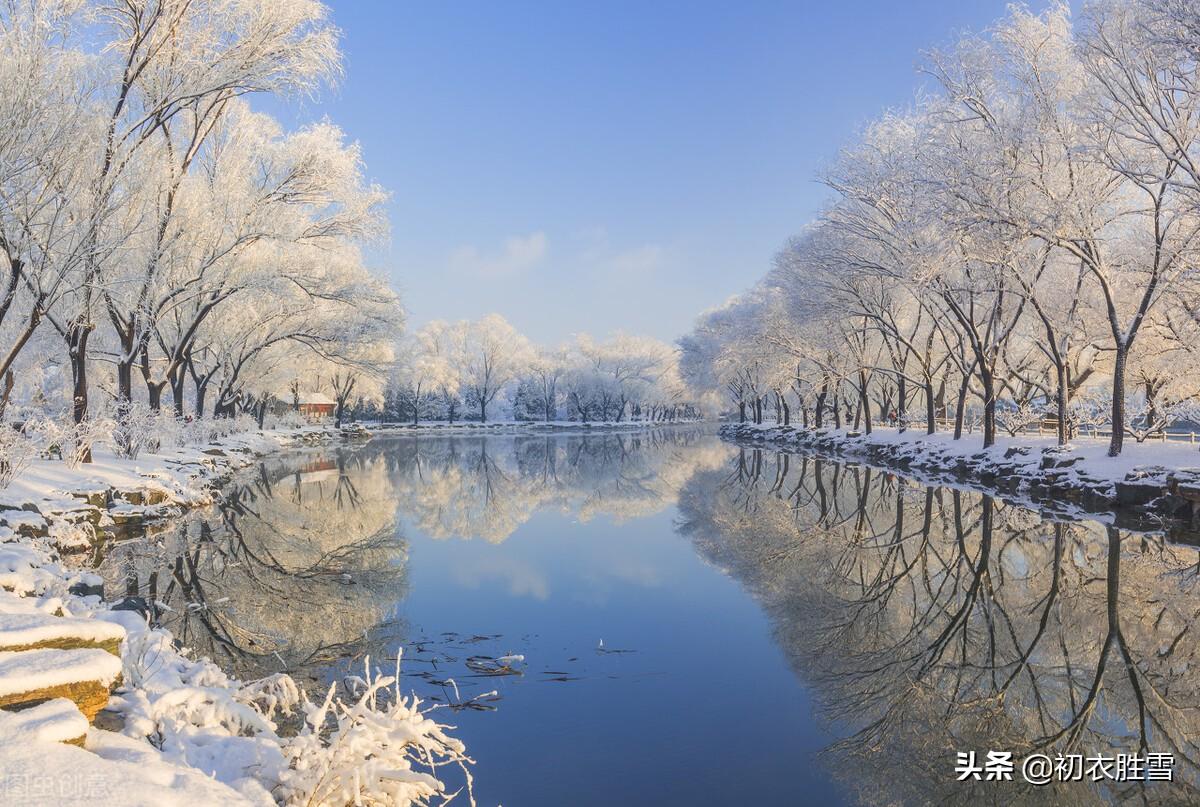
296;392;337;420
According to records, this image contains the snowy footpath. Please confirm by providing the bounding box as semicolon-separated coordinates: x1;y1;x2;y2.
720;422;1200;533
0;423;471;806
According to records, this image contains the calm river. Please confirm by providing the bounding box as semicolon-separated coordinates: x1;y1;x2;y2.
95;428;1200;805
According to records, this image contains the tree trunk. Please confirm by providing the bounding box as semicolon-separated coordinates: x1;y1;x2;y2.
170;370;186;417
897;375;907;433
859;371;872;435
147;382;164;411
954;371;970;441
1055;362;1068;446
1109;344;1127;457
67;320;91;426
116;353;133;407
738;401;746;423
1143;378;1161;443
194;381;209;419
0;371;12;421
980;367;996;448
924;380;936;435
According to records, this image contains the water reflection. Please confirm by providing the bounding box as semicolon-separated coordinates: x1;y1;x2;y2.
96;427;729;682
678;447;1200;804
99;449;408;679
381;429;729;542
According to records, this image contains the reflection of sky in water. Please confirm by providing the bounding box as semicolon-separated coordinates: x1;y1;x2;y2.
393;458;845;806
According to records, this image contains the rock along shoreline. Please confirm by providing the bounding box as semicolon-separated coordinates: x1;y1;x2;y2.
719;422;1200;542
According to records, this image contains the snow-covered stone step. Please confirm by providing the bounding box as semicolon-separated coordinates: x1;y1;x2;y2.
0;612;125;656
0;647;123;721
0;696;88;746
0;508;49;537
0;727;259;806
0;542;57;594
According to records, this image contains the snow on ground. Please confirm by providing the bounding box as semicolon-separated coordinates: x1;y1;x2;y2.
823;425;1198;482
721;422;1200;523
2;425;342;516
0;725;260;806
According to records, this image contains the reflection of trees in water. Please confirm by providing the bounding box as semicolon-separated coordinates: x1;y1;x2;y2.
98;448;407;681
96;429;732;681
678;447;1200;805
375;427;731;542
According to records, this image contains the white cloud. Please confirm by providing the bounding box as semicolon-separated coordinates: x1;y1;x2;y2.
606;244;667;278
572;227;670;279
447;232;548;278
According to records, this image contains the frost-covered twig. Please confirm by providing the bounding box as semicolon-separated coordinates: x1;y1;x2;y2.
277;653;475;807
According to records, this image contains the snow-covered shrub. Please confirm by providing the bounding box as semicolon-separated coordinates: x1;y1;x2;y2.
112;403;164;459
177;418;204;447
1066;394;1108;439
0;423;39;488
30;414;114;468
1124;397;1200;443
116;634;473;807
231;413;258;435
184;414;259;445
238;673;303;721
150;409;185;452
276;657;474;807
183;417;220;446
113;405;195;458
271;411;309;430
2;360;68;423
996;402;1043;437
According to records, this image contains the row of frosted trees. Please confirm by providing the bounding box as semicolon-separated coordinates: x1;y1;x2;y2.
380;313;698;425
681;0;1200;457
0;0;401;447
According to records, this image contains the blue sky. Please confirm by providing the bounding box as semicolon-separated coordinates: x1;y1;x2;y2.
277;1;1037;344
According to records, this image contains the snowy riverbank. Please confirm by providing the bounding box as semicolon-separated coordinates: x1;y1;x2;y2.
0;423;471;806
0;424;366;550
367;419;701;434
719;422;1200;534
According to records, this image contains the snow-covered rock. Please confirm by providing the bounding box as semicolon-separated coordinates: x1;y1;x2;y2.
719;422;1200;531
